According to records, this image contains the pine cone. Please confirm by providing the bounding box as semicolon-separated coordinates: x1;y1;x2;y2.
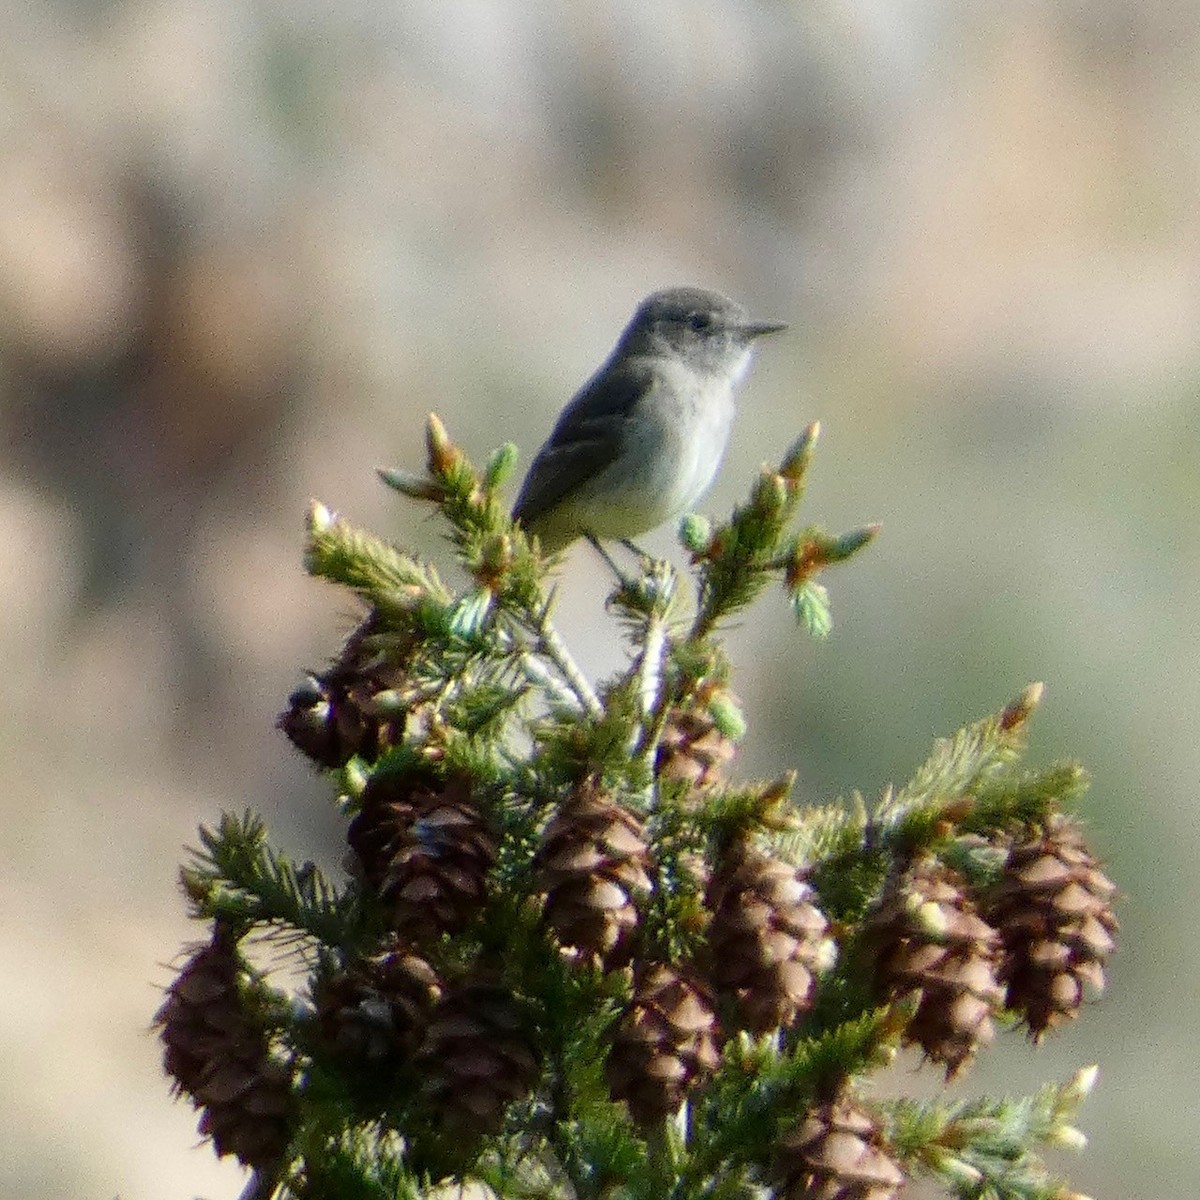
773;1096;905;1200
156;926;292;1170
535;781;652;967
869;857;1003;1078
314;945;441;1070
418;978;539;1136
348;769;496;944
277;613;416;768
605;963;720;1127
986;817;1117;1041
655;687;740;788
706;843;835;1034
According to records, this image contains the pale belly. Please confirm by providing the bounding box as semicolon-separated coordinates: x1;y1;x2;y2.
556;381;736;540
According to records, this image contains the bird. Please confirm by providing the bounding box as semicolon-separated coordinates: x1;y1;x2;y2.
512;286;786;555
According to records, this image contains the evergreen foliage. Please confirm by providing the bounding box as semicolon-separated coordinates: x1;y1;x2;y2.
158;415;1114;1200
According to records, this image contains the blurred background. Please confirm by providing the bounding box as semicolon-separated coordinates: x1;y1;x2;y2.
2;1;1195;1196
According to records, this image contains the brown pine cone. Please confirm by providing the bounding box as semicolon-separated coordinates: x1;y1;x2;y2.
277;613;417;769
706;843;835;1034
348;769;496;944
986;817;1117;1041
535;781;652;967
314;945;441;1069
773;1095;905;1200
604;963;720;1127
418;978;540;1136
868;856;1003;1078
655;687;741;788
155;925;292;1170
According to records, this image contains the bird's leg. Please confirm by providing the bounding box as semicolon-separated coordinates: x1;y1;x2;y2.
584;532;630;583
618;538;654;564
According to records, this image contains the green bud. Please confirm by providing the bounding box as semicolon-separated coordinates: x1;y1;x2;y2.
479;532;514;579
377;468;445;502
1000;681;1045;731
425;411;462;475
789;580;832;638
1047;1124;1088;1152
751;469;788;517
1062;1064;1099;1104
827;523;880;561
678;512;713;554
779;420;820;481
930;1152;983;1188
308;500;335;533
707;692;746;742
484;442;519;492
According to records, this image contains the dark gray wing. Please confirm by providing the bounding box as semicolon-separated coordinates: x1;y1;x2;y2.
512;359;650;524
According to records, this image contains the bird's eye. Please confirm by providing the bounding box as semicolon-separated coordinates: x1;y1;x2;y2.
687;312;712;332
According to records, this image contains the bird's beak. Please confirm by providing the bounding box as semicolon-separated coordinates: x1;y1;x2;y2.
741;319;788;339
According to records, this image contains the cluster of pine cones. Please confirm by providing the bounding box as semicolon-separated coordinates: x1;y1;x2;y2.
157;620;1117;1198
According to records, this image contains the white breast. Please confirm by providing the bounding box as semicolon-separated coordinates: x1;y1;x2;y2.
539;349;747;544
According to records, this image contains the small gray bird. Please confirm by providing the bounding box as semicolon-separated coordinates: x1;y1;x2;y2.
513;287;786;553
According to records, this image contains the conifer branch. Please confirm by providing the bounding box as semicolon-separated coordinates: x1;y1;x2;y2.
880;683;1045;826
884;1066;1097;1200
182;812;362;950
517;648;587;715
528;609;603;720
305;502;449;617
159;417;1114;1200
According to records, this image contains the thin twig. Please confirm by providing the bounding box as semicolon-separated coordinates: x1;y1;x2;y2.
638;612;668;719
536;617;603;719
633;667;677;767
518;651;586;714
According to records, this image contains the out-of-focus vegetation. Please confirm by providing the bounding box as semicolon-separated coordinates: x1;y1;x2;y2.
1;4;1194;1197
